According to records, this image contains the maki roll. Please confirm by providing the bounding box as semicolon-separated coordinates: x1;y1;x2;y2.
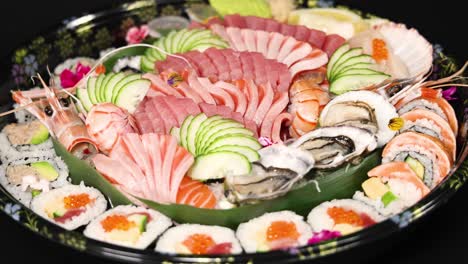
382;131;453;188
307;199;384;235
155;224;242;255
84;205;172;249
395;88;458;135
2;120;49;146
31;184;107;230
399;109;456;159
356;161;430;215
236;211;312;253
319;90;398;146
0;157;69;206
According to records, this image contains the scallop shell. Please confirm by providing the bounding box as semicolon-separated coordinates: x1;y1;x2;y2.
375;22;433;79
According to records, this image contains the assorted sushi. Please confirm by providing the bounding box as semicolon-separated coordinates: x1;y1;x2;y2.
0;0;466;258
84;205;171;249
31;184;107;230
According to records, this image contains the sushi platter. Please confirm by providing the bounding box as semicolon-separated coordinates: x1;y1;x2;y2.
0;0;467;262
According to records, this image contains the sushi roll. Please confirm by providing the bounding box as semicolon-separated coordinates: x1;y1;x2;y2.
356;162;430;215
236;211;312;253
382;131;453;188
319;90;398;147
307;199;385;235
31;184;107;230
395;89;458;135
0;157;69;206
155;224;242;255
84;205;172;249
399;109;456;159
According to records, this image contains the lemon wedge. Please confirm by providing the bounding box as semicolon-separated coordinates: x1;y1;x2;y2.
288;8;369;39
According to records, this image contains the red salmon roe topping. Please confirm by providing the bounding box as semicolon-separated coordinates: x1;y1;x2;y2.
101;215;135;232
266;221;300;242
327;207;364;226
63;193;91;209
372;38;389;62
182;234;216;255
95;64;106;75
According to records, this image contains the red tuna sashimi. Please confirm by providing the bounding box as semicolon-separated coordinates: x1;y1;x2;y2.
197;77;236;110
214;81;247;115
322;34;347;57
93;134;194;204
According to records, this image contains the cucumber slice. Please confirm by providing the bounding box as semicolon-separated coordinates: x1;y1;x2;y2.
204;134;261;153
327;44;350;80
208;145;260;162
195;115;224;153
180;115;194;149
190;36;228;50
186;31;214;50
111;74;142;103
87;76;98;104
329;73;390;95
104;73;126;102
203;127;254;153
335;68;387;79
332;55;374;79
76;88;93;112
128;214;148;233
330;48;363;78
141;55;156;73
198;120;244;154
174;29;188;52
336;62;375;76
170;127;181;143
99;73;115;102
188;151;251;180
114;79;151;113
94;74;106;103
187;113;208;155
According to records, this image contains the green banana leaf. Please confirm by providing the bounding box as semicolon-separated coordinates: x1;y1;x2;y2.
54;138;381;228
53;139;132;206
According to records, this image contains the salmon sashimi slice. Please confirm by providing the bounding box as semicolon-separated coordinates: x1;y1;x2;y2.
368;161;430;196
93;134;194;204
271;112;293;143
254;83;275;125
176;177;217;209
260;92;289;138
215;81;247;115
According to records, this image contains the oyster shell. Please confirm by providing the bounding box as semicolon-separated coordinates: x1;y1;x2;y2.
289;126;377;169
319;90;398;146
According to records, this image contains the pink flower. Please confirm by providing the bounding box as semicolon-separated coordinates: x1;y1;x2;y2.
442;86;458;101
259;136;274;147
307;230;341;245
59;62;91;88
126;25;149;44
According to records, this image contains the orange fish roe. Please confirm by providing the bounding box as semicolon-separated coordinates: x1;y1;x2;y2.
63;193;91;209
372;38;389;62
327;207;364;226
420;87;440;99
182;234;216;255
95;64;106;75
101;215;136;232
266;221;300;242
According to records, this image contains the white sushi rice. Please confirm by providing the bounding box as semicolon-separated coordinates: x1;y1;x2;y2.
398;99;447;122
13;103;37;123
0;132;56;164
156;224;242;254
236;211;312;253
31;183;107;230
84;205;172;249
353;191;404;217
307;199;385;233
0;165;33;206
401;119;441;139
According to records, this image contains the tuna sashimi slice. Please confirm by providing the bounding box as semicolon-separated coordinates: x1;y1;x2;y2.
271;112;293;143
198;77;236;111
143;73;181;97
322;34;346;57
187;73;216;105
242;79;259;121
152;96;179;133
289;49;329;77
214;81;247;115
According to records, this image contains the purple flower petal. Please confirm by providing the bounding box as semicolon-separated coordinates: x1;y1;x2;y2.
259;137;273;147
308;230;341;245
442;86;458;101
